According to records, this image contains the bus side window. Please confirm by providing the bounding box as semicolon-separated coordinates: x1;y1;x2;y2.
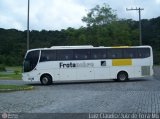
123;48;138;58
40;56;47;62
91;49;107;59
137;48;150;58
75;55;78;59
108;49;123;59
74;49;90;60
93;54;97;59
57;50;73;60
103;54;107;58
84;55;88;59
65;55;69;60
40;50;56;62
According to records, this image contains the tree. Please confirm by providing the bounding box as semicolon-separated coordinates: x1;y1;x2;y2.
82;3;117;26
0;16;160;65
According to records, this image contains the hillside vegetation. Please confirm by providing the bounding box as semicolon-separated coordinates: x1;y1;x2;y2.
0;4;159;66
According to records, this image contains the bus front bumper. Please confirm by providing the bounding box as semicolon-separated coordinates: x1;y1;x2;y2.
22;73;39;82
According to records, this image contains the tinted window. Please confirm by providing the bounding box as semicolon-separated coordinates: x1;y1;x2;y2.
40;50;56;62
24;50;40;72
74;49;90;60
57;50;73;60
91;49;107;59
137;48;150;58
123;48;138;58
108;49;123;59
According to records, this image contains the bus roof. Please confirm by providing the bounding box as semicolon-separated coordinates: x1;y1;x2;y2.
27;45;152;52
50;45;93;49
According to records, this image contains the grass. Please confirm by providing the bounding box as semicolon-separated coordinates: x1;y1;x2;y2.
0;84;33;92
0;73;21;80
0;66;22;80
5;66;22;72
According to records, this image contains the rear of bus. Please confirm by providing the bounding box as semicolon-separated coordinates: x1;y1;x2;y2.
138;46;153;77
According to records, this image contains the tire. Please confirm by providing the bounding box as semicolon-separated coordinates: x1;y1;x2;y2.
117;71;128;82
40;75;52;85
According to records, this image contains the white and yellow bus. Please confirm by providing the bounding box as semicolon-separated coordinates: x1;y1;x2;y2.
22;45;153;85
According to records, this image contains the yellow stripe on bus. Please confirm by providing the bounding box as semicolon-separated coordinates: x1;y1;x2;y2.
111;46;130;48
112;59;132;66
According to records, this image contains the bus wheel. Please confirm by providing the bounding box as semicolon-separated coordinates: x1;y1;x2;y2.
40;74;52;85
117;71;128;82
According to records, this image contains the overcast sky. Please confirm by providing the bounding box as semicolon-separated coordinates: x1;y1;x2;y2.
0;0;160;31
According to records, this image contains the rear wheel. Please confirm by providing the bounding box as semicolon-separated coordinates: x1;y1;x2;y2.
40;75;52;85
117;71;128;82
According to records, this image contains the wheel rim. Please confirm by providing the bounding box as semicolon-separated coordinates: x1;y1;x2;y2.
119;73;126;81
42;77;48;84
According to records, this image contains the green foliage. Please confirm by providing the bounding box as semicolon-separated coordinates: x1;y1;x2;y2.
14;70;20;75
0;66;21;80
0;5;159;65
0;73;21;80
82;3;117;26
154;51;160;65
0;64;5;71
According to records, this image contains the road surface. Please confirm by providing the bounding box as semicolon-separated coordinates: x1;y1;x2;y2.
0;66;160;119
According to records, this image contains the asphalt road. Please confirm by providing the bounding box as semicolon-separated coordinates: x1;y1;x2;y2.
0;66;160;119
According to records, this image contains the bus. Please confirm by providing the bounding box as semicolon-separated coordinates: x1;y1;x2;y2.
22;45;153;85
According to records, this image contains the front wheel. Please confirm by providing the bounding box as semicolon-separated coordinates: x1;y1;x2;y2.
117;71;128;82
40;75;52;85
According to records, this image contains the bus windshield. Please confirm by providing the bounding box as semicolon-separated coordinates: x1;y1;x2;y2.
23;50;40;72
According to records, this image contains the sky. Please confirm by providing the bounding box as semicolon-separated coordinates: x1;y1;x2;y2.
0;0;160;31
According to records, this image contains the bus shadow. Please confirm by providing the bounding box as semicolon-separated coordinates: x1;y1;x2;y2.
54;78;150;85
26;78;150;86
